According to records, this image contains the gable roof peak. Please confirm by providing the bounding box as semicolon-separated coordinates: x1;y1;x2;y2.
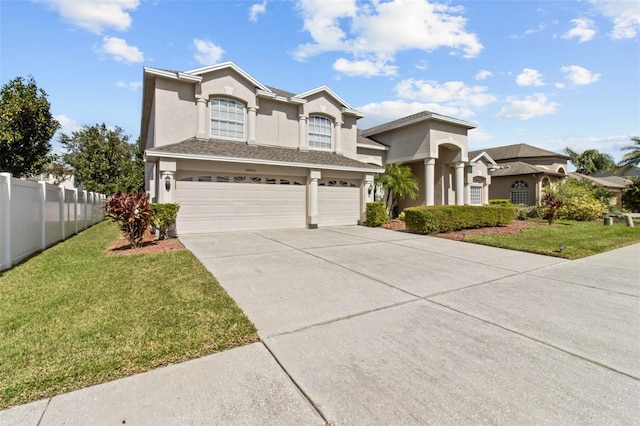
184;61;271;92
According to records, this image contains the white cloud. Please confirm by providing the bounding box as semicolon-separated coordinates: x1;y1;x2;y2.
41;0;139;34
555;82;566;89
249;0;267;22
116;80;142;90
549;134;636;162
561;65;601;85
294;0;482;75
468;127;493;143
510;23;547;39
496;93;558;120
193;38;224;65
475;70;493;80
516;68;545;86
395;79;497;108
333;57;398;77
97;36;144;63
590;0;640;39
415;60;429;70
562;18;596;42
54;114;80;136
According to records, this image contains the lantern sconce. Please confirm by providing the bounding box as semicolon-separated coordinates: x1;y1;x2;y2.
367;183;373;196
165;175;171;192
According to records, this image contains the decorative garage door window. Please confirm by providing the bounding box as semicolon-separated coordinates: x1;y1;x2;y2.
318;179;358;187
510;180;529;205
179;174;303;185
210;97;245;141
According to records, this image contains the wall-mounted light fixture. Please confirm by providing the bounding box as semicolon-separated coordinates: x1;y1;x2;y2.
165;175;171;192
367;183;373;196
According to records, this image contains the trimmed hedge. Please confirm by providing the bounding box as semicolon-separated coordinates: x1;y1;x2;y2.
489;199;511;205
365;202;389;227
403;205;516;234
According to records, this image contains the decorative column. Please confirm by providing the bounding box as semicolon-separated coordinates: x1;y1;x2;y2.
334;121;343;155
298;114;308;151
361;174;375;224
196;97;208;140
424;158;435;206
247;106;258;145
483;180;490;205
455;162;465;205
308;170;321;228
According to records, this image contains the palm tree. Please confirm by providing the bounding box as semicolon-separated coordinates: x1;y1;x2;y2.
564;147;615;175
375;163;419;217
617;137;640;175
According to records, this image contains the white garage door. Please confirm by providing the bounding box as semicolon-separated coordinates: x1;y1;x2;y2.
175;175;306;234
318;179;361;227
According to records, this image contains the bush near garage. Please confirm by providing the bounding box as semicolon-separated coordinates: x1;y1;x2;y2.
403;205;516;234
150;203;180;239
365;201;390;227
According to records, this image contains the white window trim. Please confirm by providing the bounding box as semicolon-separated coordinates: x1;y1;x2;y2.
210;97;246;142
308;115;333;151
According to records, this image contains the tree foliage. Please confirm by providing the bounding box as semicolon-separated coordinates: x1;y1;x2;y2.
622;177;640;212
564;147;615;175
616;137;640;175
0;76;59;176
59;124;144;194
375;163;419;217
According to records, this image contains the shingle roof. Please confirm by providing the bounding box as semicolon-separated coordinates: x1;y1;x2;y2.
592;166;640;178
569;172;631;189
266;86;296;99
362;111;476;136
357;130;388;148
470;143;569;161
489;161;565;177
146;138;383;172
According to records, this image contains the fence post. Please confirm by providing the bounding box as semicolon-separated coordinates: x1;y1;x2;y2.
40;181;47;250
0;173;12;271
73;188;78;235
60;186;65;241
82;190;88;230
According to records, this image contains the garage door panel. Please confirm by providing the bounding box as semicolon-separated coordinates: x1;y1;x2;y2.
176;181;306;233
318;186;360;227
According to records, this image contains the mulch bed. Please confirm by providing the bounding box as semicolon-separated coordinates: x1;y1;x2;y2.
382;219;554;241
106;230;184;255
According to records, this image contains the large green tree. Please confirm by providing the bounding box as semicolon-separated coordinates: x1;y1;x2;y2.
0;76;59;176
376;163;419;217
59;124;144;195
564;147;615;175
617;136;640;175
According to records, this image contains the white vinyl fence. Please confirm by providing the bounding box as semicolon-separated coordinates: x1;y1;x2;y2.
0;173;106;271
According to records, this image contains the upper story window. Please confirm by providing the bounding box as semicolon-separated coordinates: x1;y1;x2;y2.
210;97;245;141
308;115;332;150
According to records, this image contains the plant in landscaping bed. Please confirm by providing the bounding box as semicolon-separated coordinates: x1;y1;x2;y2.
542;192;563;224
365;201;390;227
403;205;515;234
150;203;180;239
106;191;152;248
554;178;607;221
489;199;511;205
376;163;419;217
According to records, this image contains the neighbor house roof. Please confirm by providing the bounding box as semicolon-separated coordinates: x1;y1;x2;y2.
145;138;384;173
362;111;476;137
569;172;630;189
489;161;566;177
592;166;640;178
469;143;570;162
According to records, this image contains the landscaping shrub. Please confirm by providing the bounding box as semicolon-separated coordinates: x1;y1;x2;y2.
541;192;563;224
554;178;607;221
365;202;389;227
403;205;515;234
106;191;152;247
151;203;180;239
622;177;640;212
489;199;511;205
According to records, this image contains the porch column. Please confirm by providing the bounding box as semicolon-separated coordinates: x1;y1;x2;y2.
196;97;208;140
455;162;465;205
308;170;321;228
361;174;374;224
424;158;435;206
298;115;308;151
483;181;490;205
334;121;343;155
158;158;176;204
247;107;258;145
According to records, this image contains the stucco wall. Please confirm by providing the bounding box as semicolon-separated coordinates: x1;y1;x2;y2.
374;121;432;163
199;69;257;108
489;175;537;204
154;78;196;147
256;98;299;148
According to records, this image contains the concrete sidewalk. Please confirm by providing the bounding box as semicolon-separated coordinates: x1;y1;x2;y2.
2;226;639;425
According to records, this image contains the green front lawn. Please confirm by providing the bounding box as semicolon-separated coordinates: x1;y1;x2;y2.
0;221;258;410
465;220;640;259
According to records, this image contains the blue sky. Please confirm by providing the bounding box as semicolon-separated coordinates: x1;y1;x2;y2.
2;0;639;163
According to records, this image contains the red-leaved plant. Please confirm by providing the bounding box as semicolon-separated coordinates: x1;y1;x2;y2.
542;192;564;225
106;191;153;248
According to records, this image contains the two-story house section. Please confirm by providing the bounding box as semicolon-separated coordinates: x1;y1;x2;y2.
141;62;384;233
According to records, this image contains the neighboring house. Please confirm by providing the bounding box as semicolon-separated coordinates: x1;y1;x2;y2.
140;62;490;234
469;143;570;206
569;172;631;208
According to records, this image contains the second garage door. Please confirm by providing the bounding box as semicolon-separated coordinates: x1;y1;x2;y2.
318;179;361;226
175;175;306;234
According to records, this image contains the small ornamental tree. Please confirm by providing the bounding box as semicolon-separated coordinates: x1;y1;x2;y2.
150;203;180;239
106;191;152;248
542;192;563;224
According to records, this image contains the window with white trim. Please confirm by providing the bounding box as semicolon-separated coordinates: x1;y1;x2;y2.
470;186;482;205
210;98;245;140
308;115;332;150
510;180;529;205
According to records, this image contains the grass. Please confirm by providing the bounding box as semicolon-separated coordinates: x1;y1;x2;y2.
465;220;640;259
0;221;258;410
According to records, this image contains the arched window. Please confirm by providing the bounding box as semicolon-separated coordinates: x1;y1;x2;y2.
308;115;332;150
510;180;529;204
557;167;566;175
210;98;245;140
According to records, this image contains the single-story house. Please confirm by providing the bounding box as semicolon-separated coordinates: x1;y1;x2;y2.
140;62;493;234
569;172;632;208
469;144;570;206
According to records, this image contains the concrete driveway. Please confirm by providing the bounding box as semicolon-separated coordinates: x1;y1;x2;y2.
4;226;638;425
180;226;640;424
